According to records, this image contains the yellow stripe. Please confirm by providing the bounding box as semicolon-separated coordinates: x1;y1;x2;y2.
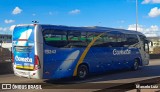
73;33;104;76
16;65;23;68
16;65;34;70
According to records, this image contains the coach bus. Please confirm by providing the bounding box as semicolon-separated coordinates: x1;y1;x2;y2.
12;24;150;79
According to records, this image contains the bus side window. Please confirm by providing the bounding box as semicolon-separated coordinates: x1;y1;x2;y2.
80;32;88;47
68;31;81;41
103;33;117;47
116;34;126;47
67;31;88;48
125;34;139;47
93;32;104;47
43;30;68;48
86;32;94;43
81;32;87;42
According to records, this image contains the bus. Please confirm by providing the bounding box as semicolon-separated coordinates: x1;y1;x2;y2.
12;24;150;79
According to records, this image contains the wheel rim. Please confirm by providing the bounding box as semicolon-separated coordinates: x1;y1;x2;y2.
79;67;87;78
134;62;138;70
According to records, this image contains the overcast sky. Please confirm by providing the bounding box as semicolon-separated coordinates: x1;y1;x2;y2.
0;0;160;37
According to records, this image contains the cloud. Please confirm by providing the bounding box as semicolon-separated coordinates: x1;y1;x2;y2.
0;27;9;31
117;20;125;24
152;0;160;3
32;13;36;16
10;25;16;31
48;11;58;15
148;7;160;17
12;7;22;15
69;9;80;15
4;19;15;24
49;12;53;15
128;24;160;37
128;24;144;31
142;0;160;4
142;0;151;4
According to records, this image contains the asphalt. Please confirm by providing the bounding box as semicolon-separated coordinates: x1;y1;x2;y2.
0;59;160;92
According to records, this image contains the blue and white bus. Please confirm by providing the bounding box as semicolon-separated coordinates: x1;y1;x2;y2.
12;24;150;79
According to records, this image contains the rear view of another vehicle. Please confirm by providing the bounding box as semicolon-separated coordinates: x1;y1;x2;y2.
12;25;41;79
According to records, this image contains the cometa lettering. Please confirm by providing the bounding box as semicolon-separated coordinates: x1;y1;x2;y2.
15;56;32;63
113;49;131;55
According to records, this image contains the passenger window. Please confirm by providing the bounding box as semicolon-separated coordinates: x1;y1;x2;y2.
43;30;68;48
125;34;139;47
68;31;81;41
67;31;88;48
94;32;104;46
81;32;87;42
103;33;117;47
86;32;94;42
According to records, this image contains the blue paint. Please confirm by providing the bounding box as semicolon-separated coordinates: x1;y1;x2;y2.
12;26;35;69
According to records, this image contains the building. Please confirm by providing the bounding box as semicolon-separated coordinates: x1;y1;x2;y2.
147;37;160;54
0;34;12;51
0;34;12;43
0;34;12;62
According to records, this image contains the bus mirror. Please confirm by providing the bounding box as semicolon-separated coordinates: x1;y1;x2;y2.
145;40;149;43
145;39;153;46
150;41;153;47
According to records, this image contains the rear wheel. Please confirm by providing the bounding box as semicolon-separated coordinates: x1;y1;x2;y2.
77;65;88;79
132;59;139;71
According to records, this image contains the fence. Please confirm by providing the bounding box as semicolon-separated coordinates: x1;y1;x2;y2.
0;47;11;62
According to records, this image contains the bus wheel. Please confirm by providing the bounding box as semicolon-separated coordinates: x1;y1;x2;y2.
132;59;139;71
77;65;88;79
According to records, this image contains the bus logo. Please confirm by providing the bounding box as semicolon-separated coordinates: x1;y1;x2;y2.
2;84;11;89
15;56;32;63
113;49;131;55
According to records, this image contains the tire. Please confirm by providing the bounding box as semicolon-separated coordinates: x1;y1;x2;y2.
77;65;88;79
132;59;139;71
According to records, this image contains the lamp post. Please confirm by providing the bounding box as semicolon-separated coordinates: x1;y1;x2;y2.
136;0;138;31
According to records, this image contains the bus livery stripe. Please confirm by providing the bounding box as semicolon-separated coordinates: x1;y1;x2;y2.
18;39;28;41
16;65;34;70
73;33;104;76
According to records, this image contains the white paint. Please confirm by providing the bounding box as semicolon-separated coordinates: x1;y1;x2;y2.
17;29;32;46
59;50;80;70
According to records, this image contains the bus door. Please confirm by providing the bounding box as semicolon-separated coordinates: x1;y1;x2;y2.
138;36;149;65
13;26;35;77
143;40;150;65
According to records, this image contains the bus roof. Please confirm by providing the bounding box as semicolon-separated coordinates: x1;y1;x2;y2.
39;24;145;36
14;24;145;36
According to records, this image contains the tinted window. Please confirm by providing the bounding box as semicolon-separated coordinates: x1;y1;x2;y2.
68;31;81;41
125;34;139;46
101;33;119;47
86;32;94;43
93;32;104;47
67;31;87;48
43;30;68;48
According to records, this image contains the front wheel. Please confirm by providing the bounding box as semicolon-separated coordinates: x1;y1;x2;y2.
132;59;139;71
77;65;88;79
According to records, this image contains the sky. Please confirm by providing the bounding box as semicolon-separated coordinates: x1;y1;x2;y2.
0;0;160;37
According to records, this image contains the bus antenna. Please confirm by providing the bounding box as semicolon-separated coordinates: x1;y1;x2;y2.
32;21;39;24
